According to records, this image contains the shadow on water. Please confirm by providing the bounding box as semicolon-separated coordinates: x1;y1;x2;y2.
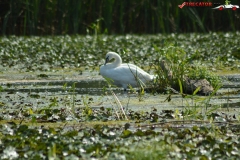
2;80;110;95
127;120;240;132
2;79;159;95
222;101;240;108
1;78;240;109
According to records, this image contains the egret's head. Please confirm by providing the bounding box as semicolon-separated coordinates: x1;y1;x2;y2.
104;55;110;65
104;52;117;65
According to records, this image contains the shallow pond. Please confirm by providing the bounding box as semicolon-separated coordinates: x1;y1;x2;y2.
1;71;239;115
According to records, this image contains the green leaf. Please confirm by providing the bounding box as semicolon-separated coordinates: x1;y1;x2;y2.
193;86;201;95
178;79;183;94
121;130;132;138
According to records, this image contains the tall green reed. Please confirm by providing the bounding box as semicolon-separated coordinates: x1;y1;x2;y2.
1;0;239;35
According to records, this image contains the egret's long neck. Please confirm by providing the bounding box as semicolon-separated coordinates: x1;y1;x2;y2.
113;54;122;67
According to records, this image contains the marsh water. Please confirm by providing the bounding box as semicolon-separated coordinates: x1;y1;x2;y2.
1;71;239;114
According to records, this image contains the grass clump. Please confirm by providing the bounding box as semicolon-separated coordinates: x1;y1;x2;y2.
153;43;222;94
187;63;222;88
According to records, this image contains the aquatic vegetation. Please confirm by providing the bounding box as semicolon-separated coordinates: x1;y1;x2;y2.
0;33;240;159
153;42;223;94
0;113;239;159
187;63;222;88
0;82;240;159
0;33;239;73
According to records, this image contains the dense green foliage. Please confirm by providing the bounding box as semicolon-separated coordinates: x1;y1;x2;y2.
1;0;240;35
0;33;239;72
0;110;239;159
0;33;239;159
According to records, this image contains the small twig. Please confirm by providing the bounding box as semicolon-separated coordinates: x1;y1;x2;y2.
106;93;120;120
111;90;128;120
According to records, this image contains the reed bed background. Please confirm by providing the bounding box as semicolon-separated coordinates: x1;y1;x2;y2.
0;0;240;35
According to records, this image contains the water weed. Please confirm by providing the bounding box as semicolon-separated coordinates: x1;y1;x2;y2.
153;42;223;94
0;34;239;73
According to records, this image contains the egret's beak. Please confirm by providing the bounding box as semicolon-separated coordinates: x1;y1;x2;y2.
104;56;109;65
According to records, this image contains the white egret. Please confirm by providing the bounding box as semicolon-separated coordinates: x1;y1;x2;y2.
100;52;155;89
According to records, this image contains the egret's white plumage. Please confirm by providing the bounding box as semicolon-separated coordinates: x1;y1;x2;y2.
100;52;155;89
